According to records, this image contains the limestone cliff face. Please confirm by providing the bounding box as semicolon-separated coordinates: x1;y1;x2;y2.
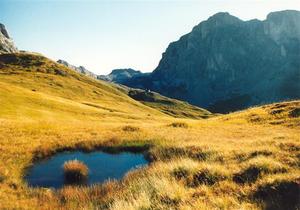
0;23;18;54
124;10;300;113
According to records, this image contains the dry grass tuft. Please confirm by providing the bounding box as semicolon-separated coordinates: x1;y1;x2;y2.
289;108;300;118
233;157;288;184
190;168;227;187
63;160;89;184
122;125;140;132
168;122;189;128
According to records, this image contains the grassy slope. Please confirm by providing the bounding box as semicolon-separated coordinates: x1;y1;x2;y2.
0;53;299;210
0;53;171;121
117;87;214;119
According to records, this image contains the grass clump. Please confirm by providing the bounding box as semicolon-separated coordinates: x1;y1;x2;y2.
190;169;227;187
171;162;228;187
289;108;300;118
150;146;216;162
233;166;263;184
172;166;191;180
0;172;5;183
63;160;89;185
253;179;300;210
122;125;140;132
233;157;287;184
168;122;188;128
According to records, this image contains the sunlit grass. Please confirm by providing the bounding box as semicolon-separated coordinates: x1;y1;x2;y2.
0;53;299;209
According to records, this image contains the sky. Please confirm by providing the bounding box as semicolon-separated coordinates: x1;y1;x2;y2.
1;0;300;75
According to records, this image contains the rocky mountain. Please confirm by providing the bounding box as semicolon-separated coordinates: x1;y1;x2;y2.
57;59;97;79
122;10;300;113
98;68;146;83
0;23;18;54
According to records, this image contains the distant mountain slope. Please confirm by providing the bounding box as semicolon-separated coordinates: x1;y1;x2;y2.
57;59;97;79
98;68;146;83
0;23;18;54
121;10;300;113
0;53;212;120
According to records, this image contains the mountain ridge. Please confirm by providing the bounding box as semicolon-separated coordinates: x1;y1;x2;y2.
119;10;300;113
57;59;97;79
0;23;18;54
98;68;145;83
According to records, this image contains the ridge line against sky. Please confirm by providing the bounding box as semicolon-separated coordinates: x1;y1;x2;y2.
1;0;300;75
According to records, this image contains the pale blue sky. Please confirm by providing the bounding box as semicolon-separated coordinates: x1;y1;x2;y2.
1;0;299;74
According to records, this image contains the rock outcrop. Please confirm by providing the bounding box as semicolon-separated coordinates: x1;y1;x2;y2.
98;68;146;83
0;23;18;54
57;59;97;79
121;10;300;113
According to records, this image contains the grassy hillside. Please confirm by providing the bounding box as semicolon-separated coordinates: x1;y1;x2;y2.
118;87;214;119
0;53;171;121
0;53;299;210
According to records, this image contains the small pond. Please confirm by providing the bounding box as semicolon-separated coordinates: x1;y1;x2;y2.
25;151;148;189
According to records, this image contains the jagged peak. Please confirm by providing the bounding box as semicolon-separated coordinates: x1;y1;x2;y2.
111;68;141;74
189;12;242;36
206;12;242;25
267;10;300;21
0;23;10;39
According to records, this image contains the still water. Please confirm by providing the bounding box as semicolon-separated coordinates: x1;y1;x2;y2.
25;151;148;188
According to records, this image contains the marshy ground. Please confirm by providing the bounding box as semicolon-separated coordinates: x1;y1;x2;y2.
0;53;299;209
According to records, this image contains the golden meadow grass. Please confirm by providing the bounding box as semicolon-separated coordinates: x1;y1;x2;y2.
0;53;299;209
